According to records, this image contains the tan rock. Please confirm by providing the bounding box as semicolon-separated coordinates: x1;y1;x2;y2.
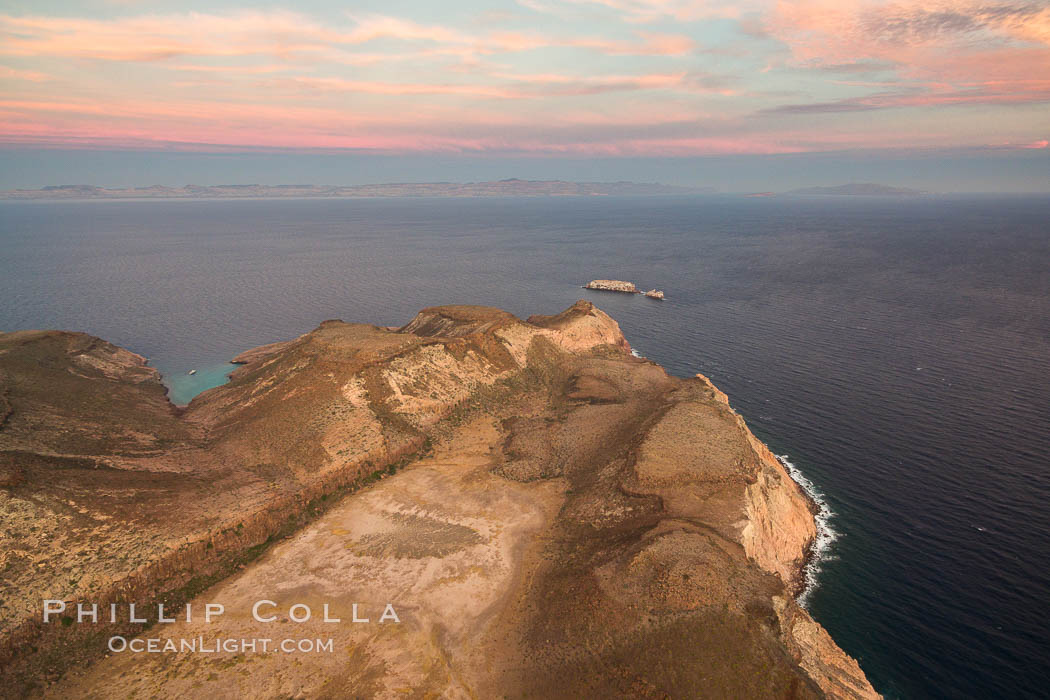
1;303;877;699
584;279;638;293
775;596;881;700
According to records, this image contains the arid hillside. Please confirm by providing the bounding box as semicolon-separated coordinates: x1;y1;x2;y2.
0;301;877;698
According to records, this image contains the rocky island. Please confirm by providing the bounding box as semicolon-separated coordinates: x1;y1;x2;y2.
786;183;926;196
0;302;875;698
585;279;639;293
585;280;665;299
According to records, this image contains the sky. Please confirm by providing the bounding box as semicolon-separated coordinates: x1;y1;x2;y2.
1;0;1048;191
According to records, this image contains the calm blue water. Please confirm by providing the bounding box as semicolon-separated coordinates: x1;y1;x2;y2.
2;195;1049;698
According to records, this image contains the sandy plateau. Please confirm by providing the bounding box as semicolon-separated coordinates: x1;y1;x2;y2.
50;417;566;698
0;301;877;698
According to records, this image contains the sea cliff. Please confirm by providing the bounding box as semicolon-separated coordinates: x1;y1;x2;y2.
0;302;876;698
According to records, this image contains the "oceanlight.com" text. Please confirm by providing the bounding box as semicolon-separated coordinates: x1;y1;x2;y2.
107;636;335;654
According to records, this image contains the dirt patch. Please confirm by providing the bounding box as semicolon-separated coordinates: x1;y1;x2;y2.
350;512;484;559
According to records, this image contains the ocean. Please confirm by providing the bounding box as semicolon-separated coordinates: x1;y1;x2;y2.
2;194;1048;698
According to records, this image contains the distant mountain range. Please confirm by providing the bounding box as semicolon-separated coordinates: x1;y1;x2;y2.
0;180;929;200
0;180;711;200
786;183;927;196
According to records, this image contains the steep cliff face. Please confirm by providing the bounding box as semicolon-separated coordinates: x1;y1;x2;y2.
690;374;878;699
528;299;633;354
744;460;818;584
692;373;818;589
1;302;876;699
775;596;881;700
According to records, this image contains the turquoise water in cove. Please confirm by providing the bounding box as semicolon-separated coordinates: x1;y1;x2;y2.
166;362;237;406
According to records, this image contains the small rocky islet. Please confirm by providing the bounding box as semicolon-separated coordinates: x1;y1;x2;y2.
584;279;665;299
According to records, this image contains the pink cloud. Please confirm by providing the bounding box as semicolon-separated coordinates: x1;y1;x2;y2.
0;3;1045;156
767;0;1050;104
0;65;51;81
0;90;1023;156
0;11;337;61
518;0;749;23
0;11;696;63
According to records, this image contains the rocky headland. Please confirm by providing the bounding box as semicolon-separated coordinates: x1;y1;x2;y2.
0;302;876;698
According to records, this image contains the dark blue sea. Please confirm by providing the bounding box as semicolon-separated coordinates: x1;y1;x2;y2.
2;195;1048;698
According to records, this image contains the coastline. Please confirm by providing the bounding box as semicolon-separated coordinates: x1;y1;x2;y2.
160;362;237;407
158;341;838;605
778;454;839;608
0;304;876;698
0;181;706;202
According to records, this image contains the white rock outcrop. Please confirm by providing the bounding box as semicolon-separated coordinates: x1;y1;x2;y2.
584;279;638;293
